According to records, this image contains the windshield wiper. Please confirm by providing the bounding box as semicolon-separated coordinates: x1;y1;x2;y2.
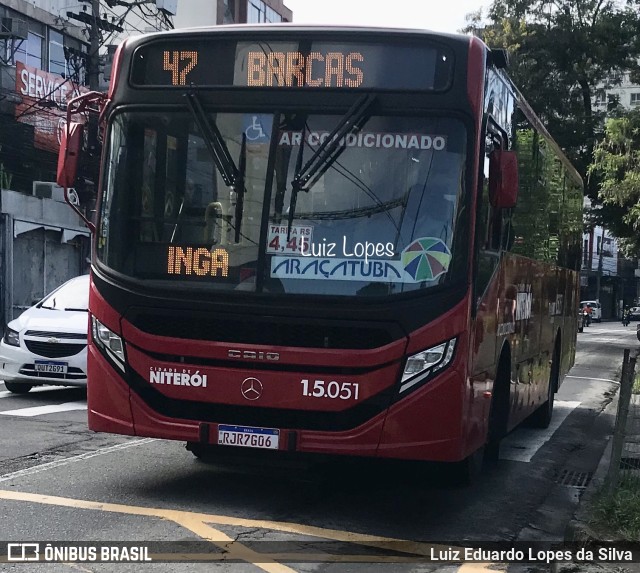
185;92;246;241
185;92;240;187
287;94;376;239
234;133;247;243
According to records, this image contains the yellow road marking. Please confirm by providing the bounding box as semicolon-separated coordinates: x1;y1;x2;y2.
171;513;296;573
460;563;507;572
0;489;499;571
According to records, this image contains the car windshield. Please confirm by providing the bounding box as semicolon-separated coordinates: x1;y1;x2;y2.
97;110;468;297
39;277;89;311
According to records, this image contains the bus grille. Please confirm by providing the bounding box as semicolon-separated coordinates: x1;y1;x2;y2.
132;313;395;350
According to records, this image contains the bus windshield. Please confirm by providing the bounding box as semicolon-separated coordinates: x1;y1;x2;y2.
97;110;467;296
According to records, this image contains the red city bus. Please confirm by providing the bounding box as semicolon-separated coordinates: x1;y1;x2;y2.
58;25;583;480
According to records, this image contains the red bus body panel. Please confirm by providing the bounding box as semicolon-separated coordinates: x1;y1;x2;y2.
87;286;479;461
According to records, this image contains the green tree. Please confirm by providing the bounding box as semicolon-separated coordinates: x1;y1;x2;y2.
588;109;640;256
464;0;640;198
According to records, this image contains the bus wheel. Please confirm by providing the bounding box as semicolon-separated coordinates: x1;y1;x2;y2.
528;342;560;429
450;447;485;486
485;354;510;463
186;442;211;461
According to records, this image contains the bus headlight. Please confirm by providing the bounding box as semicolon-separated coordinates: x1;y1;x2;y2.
399;338;456;394
91;316;126;371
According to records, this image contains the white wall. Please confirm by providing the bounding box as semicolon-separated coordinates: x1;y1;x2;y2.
173;0;220;28
16;0;87;22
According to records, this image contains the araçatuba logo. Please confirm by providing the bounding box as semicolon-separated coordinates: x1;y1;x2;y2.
401;238;452;281
271;237;452;283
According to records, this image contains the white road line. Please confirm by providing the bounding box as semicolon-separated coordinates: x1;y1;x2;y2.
0;401;87;417
499;400;581;462
580;336;632;343
0;439;155;482
565;375;619;384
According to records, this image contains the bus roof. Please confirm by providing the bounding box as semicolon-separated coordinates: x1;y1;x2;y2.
121;23;476;50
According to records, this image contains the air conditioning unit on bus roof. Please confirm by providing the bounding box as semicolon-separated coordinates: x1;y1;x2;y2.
32;181;78;205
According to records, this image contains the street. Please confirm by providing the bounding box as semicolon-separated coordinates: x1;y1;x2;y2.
0;321;636;572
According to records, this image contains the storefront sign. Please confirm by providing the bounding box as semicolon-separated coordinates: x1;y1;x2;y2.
14;62;87;153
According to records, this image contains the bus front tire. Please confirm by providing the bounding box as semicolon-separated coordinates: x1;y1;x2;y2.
186;442;211;461
451;447;485;485
485;352;511;463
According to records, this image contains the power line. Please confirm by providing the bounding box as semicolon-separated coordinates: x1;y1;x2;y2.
1;0;175;175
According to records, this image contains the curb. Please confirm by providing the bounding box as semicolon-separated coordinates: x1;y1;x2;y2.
564;390;619;544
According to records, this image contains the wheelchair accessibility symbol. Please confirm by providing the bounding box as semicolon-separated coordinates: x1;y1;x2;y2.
243;114;272;143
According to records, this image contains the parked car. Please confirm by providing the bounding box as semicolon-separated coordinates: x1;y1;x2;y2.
579;300;602;322
629;307;640;321
0;275;89;394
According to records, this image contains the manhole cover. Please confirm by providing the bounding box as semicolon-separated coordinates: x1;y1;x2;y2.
556;469;593;488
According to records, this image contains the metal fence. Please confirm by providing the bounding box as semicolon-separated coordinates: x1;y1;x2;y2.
604;348;640;492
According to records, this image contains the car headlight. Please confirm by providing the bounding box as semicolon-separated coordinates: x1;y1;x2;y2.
91;316;126;371
399;338;457;394
3;327;19;347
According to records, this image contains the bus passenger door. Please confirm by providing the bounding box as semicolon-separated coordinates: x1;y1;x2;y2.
469;132;505;440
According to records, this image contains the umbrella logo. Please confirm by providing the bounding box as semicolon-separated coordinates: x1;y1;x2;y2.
401;238;452;281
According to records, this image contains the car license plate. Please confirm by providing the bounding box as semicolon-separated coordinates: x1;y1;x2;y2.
218;424;279;449
34;360;68;374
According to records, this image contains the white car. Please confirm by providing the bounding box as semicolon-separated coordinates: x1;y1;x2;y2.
0;275;89;394
579;300;602;322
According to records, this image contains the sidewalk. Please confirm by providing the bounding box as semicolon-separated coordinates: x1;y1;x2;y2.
563;391;640;573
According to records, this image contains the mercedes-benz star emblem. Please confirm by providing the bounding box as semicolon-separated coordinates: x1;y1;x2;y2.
241;377;263;401
47;337;60;344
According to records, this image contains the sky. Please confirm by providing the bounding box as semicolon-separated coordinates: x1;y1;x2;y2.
281;0;487;34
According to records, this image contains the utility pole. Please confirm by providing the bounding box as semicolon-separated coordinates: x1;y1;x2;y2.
84;0;101;200
596;224;605;306
67;0;123;92
89;0;101;92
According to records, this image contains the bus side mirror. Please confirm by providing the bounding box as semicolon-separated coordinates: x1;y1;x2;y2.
56;121;95;232
57;122;84;189
489;149;519;209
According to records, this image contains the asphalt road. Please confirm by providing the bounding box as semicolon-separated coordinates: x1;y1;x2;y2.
0;320;636;572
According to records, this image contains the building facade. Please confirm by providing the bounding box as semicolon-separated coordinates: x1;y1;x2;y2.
593;71;640;113
586;71;640;316
580;223;621;319
174;0;292;28
0;0;175;329
0;0;295;329
580;197;640;319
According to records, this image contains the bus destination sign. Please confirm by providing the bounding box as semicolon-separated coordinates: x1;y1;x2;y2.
131;39;452;90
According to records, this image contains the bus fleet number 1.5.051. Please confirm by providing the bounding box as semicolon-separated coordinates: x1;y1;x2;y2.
301;380;360;400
